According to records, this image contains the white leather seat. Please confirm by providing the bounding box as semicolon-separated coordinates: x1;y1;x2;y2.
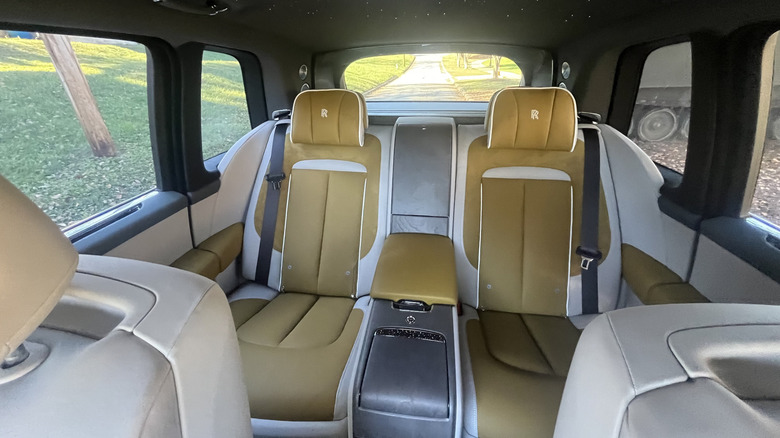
554;303;780;438
0;175;252;437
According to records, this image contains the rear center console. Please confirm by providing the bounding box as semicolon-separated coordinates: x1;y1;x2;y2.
352;233;461;438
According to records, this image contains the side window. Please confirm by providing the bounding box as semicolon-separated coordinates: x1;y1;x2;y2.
0;31;154;229
750;35;780;227
629;42;692;174
201;50;251;160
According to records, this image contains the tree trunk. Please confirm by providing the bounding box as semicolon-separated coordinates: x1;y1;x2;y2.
492;56;502;78
41;33;116;157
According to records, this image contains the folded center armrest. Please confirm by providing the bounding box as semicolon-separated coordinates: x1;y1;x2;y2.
370;233;458;306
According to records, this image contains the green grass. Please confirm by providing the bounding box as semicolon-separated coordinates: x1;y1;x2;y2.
442;53;523;79
0;37;249;227
440;53;524;101
455;78;522;101
441;54;491;77
344;54;414;93
201;51;251;159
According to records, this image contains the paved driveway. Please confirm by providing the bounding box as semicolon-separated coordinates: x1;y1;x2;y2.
364;54;464;101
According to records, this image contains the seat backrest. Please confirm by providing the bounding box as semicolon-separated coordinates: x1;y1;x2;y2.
465;88;612;316
0;175;251;437
555;304;780;438
244;89;381;297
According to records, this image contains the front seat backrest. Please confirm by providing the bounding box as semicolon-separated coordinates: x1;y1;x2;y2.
555;304;780;438
0;174;251;438
0;175;77;360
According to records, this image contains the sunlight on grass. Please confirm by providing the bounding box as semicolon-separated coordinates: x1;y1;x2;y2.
201;73;247;106
201;51;251;159
344;54;414;93
117;73;147;87
0;36;154;227
0;37;253;225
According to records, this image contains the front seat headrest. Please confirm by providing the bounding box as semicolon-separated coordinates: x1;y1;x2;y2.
487;87;578;152
0;175;78;360
291;89;367;147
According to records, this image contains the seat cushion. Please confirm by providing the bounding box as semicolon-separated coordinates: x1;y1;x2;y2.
466;310;580;438
231;292;363;421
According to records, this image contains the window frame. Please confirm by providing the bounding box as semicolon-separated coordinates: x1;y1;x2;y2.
745;31;780;232
628;42;692;176
341;53;526;103
0;24;183;240
199;48;254;162
179;43;267;203
609;34;718;225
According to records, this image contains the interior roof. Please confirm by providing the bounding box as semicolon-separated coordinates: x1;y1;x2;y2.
203;0;694;53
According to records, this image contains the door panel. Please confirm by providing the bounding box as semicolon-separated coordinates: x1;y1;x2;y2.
103;201;192;265
690;234;780;304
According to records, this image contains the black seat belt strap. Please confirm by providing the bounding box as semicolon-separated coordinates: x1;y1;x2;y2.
255;114;290;285
578;127;602;314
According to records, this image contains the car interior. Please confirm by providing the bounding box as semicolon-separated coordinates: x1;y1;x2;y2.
1;1;780;437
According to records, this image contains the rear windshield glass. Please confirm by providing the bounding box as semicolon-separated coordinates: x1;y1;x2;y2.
344;53;524;102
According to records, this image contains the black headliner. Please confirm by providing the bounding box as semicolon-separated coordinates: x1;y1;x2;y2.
214;0;690;52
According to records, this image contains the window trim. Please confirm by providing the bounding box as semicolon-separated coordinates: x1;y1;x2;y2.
0;26;183;242
199;48;256;161
610;34;720;224
179;43;267;203
342;52;526;103
743;32;779;219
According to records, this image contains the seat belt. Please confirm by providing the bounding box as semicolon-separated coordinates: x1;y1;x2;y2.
577;125;603;314
255;110;291;285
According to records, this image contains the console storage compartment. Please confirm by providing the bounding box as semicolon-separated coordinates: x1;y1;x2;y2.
352;233;460;438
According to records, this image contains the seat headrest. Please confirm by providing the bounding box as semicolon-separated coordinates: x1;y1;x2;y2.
291;89;367;147
483;87;520;131
0;175;77;360
487;87;578;152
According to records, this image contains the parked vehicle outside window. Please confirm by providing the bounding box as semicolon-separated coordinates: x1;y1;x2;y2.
750;34;780;227
629;42;692;174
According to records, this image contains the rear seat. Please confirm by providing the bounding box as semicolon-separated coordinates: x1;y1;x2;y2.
457;88;619;438
206;85;713;437
228;90;381;432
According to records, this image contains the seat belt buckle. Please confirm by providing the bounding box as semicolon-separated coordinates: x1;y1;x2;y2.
265;172;286;190
576;246;602;271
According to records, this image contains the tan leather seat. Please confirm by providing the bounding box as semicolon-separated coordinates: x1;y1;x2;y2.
555;304;780;438
0;175;251;437
460;87;612;438
229;89;379;431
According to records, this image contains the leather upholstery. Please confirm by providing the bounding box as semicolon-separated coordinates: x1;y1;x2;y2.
231;293;363;421
462;135;611;281
197;222;244;271
621;243;709;305
291;89;366;147
252;134;382;257
232;90;372;424
466;310;580;437
0;254;252;437
487;88;577;151
282;169;366;297
479;177;572;315
0;174;78;360
370;233;458;306
555;304;780;438
171;248;221;280
171;223;244;280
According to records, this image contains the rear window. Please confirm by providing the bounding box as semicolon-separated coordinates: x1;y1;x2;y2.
344;53;524;102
